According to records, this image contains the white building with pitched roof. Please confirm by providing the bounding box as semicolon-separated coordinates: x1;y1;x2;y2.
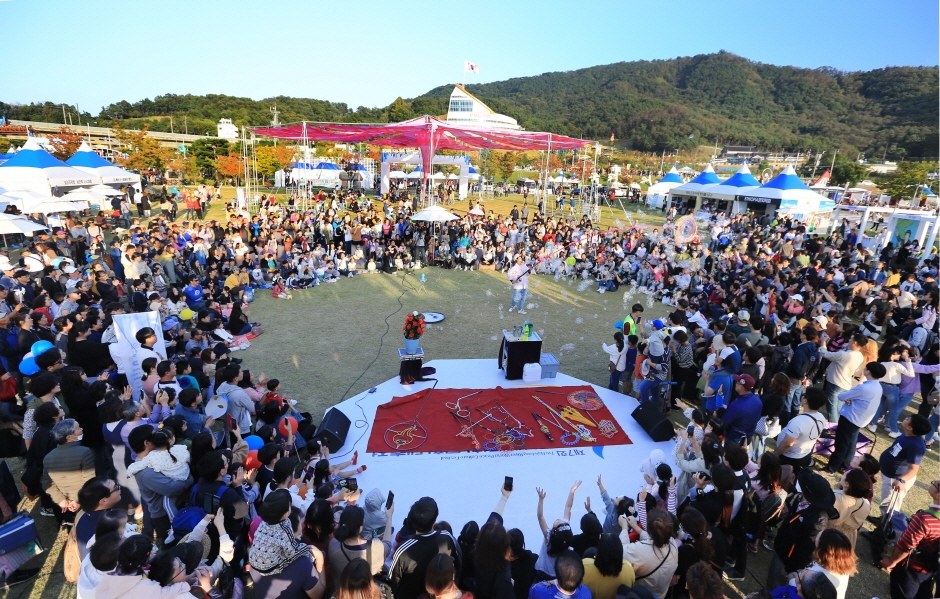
445;85;521;130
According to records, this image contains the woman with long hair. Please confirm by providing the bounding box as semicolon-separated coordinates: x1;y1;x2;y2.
581;533;635;599
60;366;108;468
751;372;789;457
225;300;252;336
621;508;678;599
808;529;856;599
750;452;790;552
472;520;514;599
336;558;381;599
327;504;393;595
830;469;872;549
68;320;115;377
673;508;715;598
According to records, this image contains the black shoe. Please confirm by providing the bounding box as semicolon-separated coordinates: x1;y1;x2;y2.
230;358;243;364
0;568;40;590
821;467;837;475
866;515;881;526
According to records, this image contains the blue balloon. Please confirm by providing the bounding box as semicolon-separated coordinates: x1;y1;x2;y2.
244;435;264;451
613;321;623;330
31;340;54;357
19;357;39;376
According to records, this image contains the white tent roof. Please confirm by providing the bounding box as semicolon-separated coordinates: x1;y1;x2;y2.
0;213;49;235
411;205;460;222
389;170;407;178
66;141;141;185
0;138;100;190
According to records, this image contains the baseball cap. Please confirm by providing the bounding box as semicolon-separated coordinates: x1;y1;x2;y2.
733;374;756;391
737;310;750;322
814;315;829;327
63;266;77;274
789;294;804;302
651;319;665;330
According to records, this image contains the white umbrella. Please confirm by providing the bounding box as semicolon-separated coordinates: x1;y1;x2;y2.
469;207;485;216
20;199;85;214
389;170;407;179
411;205;460;222
88;184;124;196
0;213;48;235
446;173;459;180
1;189;53;202
65;188;108;205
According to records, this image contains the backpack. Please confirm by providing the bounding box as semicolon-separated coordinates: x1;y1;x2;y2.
729;475;760;540
172;483;227;539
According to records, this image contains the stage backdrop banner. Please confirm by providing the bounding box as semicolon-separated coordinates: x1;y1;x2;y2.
367;385;632;454
108;312;167;402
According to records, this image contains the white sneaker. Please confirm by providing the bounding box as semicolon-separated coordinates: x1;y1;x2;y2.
508;307;514;312
518;310;527;315
866;423;878;433
887;431;902;439
599;288;606;293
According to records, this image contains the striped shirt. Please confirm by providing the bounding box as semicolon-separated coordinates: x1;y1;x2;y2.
895;506;940;573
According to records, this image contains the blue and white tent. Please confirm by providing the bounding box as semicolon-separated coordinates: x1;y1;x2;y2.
66;141;140;185
0;138;99;192
749;165;829;215
697;164;762;199
670;164;721;194
646;166;684;207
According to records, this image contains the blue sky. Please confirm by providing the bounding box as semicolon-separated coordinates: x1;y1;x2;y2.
1;0;937;114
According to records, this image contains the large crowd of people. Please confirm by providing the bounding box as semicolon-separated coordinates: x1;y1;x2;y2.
0;185;935;599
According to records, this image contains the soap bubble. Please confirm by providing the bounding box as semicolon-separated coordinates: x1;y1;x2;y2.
538;329;544;335
561;291;568;297
490;336;498;341
593;314;598;319
499;313;504;319
554;272;562;282
575;317;584;324
603;299;608;304
498;304;503;311
485;290;492;296
455;309;461;314
526;303;535;309
614;219;624;228
579;336;584;340
577;280;592;292
560;343;576;352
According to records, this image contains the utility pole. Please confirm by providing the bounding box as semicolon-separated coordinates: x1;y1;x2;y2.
170;116;174;134
184;115;188;135
61;104;67;125
270;105;280;127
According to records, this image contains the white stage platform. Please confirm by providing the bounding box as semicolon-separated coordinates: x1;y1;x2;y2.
327;358;677;544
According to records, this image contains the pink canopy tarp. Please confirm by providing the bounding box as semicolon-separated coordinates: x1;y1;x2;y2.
250;115;590;198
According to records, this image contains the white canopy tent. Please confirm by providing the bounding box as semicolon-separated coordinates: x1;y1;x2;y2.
66;141;141;186
0;213;49;235
645;166;684;208
0;138;99;194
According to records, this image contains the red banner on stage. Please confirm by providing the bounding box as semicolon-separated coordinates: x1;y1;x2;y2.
366;386;632;454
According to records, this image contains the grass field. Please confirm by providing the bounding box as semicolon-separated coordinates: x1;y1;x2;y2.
3;191;933;599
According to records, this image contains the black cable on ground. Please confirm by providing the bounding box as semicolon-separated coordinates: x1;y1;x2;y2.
330;270;420;459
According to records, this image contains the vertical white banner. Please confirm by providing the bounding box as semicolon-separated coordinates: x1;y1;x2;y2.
109;312;167;402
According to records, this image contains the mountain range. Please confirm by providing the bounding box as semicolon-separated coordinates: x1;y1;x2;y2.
2;52;937;159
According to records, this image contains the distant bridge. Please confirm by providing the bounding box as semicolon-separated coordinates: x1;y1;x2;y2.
1;119;222;149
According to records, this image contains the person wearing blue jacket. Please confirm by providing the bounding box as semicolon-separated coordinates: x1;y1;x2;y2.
783;326;820;426
721;374;763;444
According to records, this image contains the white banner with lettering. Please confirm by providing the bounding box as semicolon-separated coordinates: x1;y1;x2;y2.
108;312;167;402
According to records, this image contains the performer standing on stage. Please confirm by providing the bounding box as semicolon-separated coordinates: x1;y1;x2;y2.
507;255;530;314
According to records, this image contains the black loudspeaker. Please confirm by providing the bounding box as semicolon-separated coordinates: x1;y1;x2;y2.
314;408;351;453
631;402;674;442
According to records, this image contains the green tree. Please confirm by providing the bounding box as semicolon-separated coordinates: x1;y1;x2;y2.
881;161;936;200
387;97;413;123
828;154;870;187
495;151;518;182
190;138;232;177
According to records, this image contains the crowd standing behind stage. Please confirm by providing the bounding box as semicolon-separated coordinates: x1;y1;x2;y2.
0;185;934;599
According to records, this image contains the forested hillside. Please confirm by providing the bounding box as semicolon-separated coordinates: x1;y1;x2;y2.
2;52;936;159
